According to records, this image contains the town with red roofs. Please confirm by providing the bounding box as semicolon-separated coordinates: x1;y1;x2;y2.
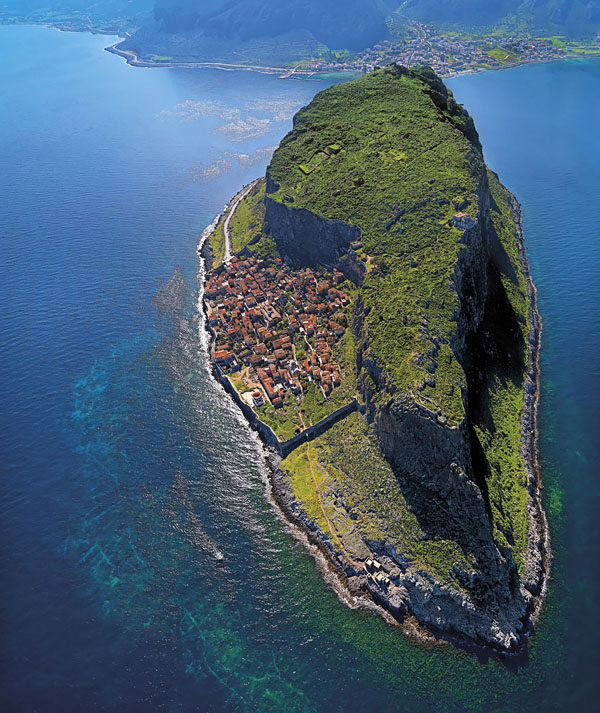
204;254;352;417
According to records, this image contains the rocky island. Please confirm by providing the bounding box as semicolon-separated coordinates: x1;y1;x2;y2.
201;65;548;653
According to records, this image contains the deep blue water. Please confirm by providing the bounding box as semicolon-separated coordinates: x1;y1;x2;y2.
1;26;598;712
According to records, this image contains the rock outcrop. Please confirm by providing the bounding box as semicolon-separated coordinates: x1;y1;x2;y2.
350;147;539;650
264;173;362;276
212;66;548;653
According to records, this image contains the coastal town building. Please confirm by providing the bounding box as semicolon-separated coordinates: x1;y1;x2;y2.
205;255;350;410
301;20;565;78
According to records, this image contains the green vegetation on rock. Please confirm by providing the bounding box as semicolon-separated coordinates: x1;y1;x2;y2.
470;171;532;573
209;220;226;267
228;180;266;254
207;65;543;648
268;64;481;425
283;411;474;589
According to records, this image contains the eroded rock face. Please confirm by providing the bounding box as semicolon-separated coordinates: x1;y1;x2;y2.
264;199;360;267
351;161;531;650
376;561;526;650
369;400;528;649
336;250;367;286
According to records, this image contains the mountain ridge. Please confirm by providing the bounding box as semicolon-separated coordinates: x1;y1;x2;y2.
153;0;398;51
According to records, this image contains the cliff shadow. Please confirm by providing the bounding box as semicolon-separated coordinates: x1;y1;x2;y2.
462;265;528;430
488;194;520;286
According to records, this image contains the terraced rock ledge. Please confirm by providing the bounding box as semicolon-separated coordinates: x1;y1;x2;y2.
201;65;548;654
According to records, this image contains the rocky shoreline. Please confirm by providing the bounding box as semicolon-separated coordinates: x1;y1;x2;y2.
512;199;551;628
197;189;549;657
106;41;296;75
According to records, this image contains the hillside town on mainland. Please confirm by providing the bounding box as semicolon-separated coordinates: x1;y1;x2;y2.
204;254;352;411
304;21;569;77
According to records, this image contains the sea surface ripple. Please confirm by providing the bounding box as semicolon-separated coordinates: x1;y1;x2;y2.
1;26;598;712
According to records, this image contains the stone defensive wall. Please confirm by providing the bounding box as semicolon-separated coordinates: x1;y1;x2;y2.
212;362;360;458
279;399;361;456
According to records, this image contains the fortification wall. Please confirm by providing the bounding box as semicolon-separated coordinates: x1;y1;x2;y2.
280;399;360;456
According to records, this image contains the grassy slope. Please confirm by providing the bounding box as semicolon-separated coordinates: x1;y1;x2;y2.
229;180;266;253
486;47;522;64
282;411;473;589
209;220;226;267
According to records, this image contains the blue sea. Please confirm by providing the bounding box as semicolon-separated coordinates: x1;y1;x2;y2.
1;25;598;712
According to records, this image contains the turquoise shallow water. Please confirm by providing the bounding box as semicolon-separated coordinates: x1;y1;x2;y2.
0;26;598;712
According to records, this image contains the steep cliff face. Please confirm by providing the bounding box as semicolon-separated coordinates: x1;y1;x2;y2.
264;183;361;267
355;162;491;493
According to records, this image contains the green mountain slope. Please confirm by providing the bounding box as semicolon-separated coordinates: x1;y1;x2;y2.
0;0;152;28
116;0;401;66
209;66;547;651
113;0;598;67
154;0;398;51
